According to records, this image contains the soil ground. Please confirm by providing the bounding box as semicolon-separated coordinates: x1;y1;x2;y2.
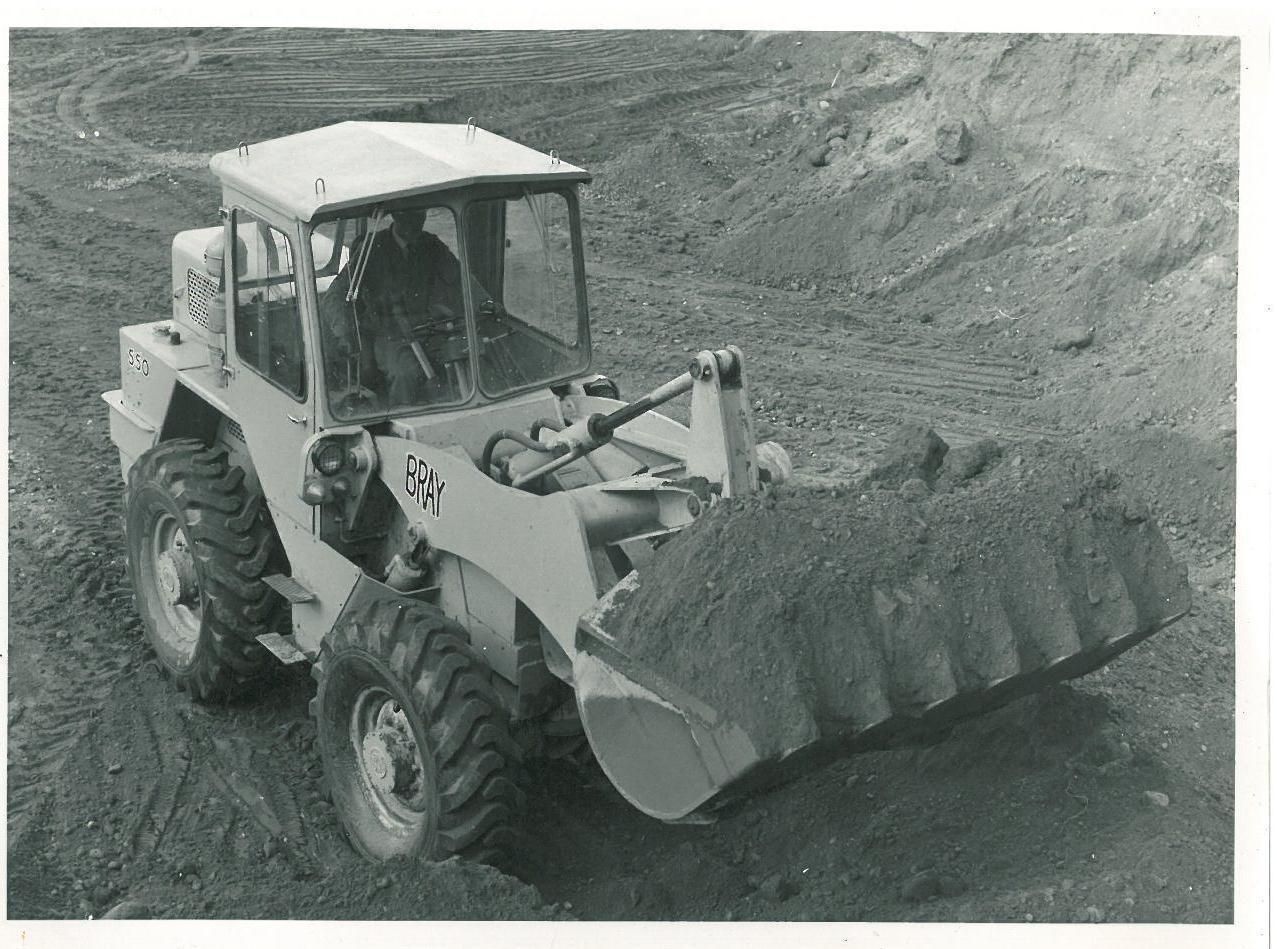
7;28;1239;926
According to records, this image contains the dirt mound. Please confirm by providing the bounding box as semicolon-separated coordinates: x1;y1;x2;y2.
607;440;1190;759
593;129;735;210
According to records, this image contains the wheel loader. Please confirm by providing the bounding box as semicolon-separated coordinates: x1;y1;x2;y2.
103;121;1189;865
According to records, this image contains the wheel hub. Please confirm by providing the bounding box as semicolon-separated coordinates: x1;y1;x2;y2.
155;548;197;606
360;716;422;798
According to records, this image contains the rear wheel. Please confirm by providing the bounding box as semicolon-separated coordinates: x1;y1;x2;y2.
125;438;284;700
311;599;524;865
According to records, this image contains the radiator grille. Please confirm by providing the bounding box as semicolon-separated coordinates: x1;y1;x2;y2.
186;268;219;328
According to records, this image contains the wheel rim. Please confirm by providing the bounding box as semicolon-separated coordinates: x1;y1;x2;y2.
141;511;202;664
349;686;431;833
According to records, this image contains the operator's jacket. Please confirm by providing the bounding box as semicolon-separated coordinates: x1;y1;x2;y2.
349;228;466;339
318;228;465;360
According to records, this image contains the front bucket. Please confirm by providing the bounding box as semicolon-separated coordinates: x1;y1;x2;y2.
573;649;764;820
574;574;785;821
575;533;1190;821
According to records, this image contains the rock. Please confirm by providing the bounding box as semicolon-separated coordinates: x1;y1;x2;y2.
899;478;930;502
1080;905;1105;923
774;59;792;72
757;871;799;902
806;144;833;168
940;438;1002;484
106;763;123;775
1200;253;1237;290
906;160;931;180
1144;790;1170;807
101;900;151;919
825;124;849;142
723;177;754;203
869;424;950;487
884;134;908;153
935;118;972;164
843;53;870;74
1051;326;1095;351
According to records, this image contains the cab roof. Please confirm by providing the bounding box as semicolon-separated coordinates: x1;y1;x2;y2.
209;121;591;222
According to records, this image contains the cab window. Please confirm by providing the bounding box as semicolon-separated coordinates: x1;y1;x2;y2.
313;205;473;419
465;189;588;396
233;210;306;399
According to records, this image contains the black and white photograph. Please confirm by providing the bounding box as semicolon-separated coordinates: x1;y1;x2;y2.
4;9;1267;940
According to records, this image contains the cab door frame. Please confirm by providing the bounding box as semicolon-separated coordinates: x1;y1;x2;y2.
221;202;320;533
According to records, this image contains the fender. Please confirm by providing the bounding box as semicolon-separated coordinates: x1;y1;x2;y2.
373;436;600;657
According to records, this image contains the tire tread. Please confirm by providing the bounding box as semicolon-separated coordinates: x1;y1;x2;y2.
126;437;284;701
311;598;523;866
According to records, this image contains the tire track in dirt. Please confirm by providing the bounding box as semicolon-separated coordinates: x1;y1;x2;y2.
10;33;201;174
584;269;1058;459
6;440;144;836
118;29;694;123
7;83;195;837
76;29;800;168
534;76;798;150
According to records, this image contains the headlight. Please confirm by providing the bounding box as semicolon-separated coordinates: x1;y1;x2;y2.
312;440;347;476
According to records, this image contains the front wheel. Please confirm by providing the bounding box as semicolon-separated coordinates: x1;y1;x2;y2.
125;438;284;700
311;599;524;865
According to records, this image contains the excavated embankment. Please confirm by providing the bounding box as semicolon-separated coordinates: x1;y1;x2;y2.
607;435;1191;759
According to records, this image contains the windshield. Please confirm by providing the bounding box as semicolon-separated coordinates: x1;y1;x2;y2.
313;204;474;420
465;190;589;397
312;189;588;421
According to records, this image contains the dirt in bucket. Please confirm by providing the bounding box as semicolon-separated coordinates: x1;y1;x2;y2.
605;432;1191;757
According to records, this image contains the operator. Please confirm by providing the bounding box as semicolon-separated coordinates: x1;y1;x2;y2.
349;207;468;405
319;208;464;406
320;207;512;408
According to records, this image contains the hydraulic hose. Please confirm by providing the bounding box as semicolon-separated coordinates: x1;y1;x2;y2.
529;417;563;440
481;429;554;482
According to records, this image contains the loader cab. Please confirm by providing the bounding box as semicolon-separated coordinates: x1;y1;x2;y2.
307;183;593;424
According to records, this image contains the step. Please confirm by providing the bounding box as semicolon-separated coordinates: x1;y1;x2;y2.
263;573;316;604
255;633;309;665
